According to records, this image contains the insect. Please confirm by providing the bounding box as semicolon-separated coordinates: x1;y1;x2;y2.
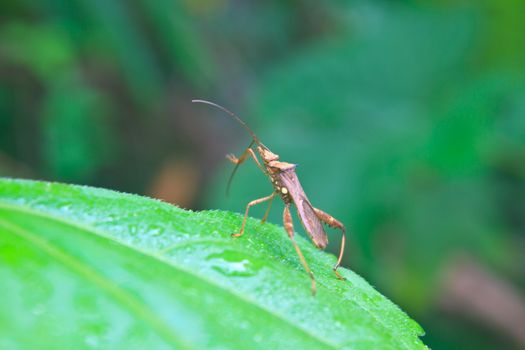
193;99;347;295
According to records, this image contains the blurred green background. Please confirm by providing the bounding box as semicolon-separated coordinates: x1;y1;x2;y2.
1;0;524;348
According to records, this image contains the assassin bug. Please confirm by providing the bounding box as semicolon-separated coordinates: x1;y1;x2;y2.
193;99;347;295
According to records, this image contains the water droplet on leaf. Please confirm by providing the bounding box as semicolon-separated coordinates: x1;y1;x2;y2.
206;250;262;277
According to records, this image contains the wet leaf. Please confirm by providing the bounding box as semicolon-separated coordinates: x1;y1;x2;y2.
0;178;426;349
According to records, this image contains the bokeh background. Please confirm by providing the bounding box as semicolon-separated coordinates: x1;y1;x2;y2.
1;0;525;348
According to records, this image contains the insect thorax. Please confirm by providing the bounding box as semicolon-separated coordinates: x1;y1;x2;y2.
267;161;297;204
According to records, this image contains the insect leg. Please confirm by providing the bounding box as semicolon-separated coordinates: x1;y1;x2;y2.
226;147;265;173
313;208;347;280
284;205;317;295
233;192;276;238
260;194;275;224
226;142;266;195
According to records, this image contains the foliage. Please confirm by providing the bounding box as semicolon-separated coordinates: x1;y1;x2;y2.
1;1;525;349
0;178;426;349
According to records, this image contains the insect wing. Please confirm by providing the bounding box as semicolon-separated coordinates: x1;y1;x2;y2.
279;170;328;249
298;199;328;249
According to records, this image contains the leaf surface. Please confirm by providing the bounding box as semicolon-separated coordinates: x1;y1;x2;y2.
0;179;426;349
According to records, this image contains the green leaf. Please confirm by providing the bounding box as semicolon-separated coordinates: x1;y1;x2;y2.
0;178;426;349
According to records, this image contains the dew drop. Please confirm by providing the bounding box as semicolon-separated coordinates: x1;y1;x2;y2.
206;250;262;277
148;226;163;236
84;335;100;348
59;203;72;213
32;304;46;315
128;224;138;235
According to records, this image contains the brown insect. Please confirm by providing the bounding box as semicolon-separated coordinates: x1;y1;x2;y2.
193;99;347;295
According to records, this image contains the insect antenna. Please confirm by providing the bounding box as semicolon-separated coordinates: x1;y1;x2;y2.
192;99;265;195
192;99;261;146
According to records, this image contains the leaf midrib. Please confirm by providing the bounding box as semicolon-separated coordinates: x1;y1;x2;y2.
0;217;194;349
